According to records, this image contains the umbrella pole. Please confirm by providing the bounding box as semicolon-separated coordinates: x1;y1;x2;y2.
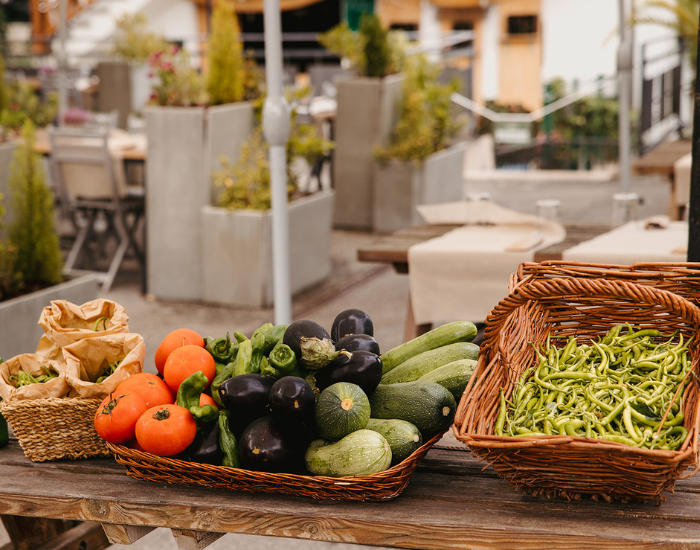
262;0;292;324
687;8;700;261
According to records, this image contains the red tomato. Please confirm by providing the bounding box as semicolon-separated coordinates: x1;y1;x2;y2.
116;372;174;408
154;328;205;375
199;393;219;409
94;391;148;445
163;345;216;393
135;404;197;457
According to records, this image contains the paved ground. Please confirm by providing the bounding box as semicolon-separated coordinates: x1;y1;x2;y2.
0;171;673;550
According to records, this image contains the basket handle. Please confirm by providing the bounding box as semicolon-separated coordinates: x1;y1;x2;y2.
483;277;700;349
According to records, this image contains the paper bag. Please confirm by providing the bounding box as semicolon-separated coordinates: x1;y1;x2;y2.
36;299;130;361
63;333;145;398
0;354;74;402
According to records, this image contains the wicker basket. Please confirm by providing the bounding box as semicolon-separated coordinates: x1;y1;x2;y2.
454;273;700;503
0;397;111;462
107;429;446;502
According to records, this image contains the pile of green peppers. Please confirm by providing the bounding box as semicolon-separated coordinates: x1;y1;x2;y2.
10;366;59;388
495;324;694;451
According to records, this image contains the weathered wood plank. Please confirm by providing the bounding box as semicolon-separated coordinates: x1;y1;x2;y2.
34;521;110;550
101;524;154;545
1;516;66;550
170;529;224;550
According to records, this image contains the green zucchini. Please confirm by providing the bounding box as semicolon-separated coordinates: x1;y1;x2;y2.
418;359;476;403
380;321;477;374
366;418;422;465
380;342;479;385
314;382;371;441
369;380;457;439
304;429;392;477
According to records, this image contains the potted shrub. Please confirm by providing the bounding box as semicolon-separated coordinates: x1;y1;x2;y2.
145;0;260;301
371;55;467;233
0;122;98;360
200;109;335;308
0;76;58;240
319;14;408;230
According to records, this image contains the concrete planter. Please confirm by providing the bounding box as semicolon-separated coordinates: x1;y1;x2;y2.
0;141;17;241
145;103;254;301
333;75;404;230
201;190;335;308
373;142;467;234
0;274;99;360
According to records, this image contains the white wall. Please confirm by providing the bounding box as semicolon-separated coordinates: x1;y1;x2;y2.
143;0;200;59
480;3;499;102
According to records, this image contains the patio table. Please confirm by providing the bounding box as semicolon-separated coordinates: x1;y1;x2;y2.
2;434;700;550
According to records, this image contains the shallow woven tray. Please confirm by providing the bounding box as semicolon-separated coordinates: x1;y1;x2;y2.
0;397;111;462
454;273;700;503
107;429;446;502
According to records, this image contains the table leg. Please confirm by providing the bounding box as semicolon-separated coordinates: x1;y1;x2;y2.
404;295;432;343
1;517;108;550
101;524;154;545
171;529;224;550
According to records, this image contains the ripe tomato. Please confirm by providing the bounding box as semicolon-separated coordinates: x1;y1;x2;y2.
94;391;148;445
154;328;205;375
116;372;174;408
199;392;219;409
135;404;197;457
163;345;216;393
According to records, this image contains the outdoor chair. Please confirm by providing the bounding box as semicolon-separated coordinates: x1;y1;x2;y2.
48;125;145;292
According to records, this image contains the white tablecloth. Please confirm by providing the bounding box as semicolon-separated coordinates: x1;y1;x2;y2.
562;220;687;264
408;200;566;324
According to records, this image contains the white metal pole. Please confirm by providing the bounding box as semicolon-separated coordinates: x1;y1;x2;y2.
262;0;292;325
57;0;69;122
617;0;632;194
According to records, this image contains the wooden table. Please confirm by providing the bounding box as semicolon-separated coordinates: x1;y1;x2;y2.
33;128;147;162
357;224;610;340
632;139;692;220
3;437;700;550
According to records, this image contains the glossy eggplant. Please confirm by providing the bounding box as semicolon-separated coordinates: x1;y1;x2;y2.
269;376;315;422
331;309;374;342
335;333;380;355
238;415;306;473
181;421;224;465
218;373;276;436
283;320;332;361
314;350;383;394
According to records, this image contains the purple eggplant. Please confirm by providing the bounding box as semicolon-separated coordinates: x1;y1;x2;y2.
331;309;374;342
335;333;380;355
314;350;383;394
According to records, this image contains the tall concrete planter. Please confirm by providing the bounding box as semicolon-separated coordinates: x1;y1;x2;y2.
333;75;404;230
372;142;467;234
0;141;17;241
145;103;254;301
0;274;99;360
201;190;335;308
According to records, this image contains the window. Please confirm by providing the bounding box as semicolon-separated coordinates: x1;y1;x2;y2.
507;15;537;35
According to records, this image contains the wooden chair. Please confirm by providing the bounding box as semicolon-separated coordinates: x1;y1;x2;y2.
48;126;145;291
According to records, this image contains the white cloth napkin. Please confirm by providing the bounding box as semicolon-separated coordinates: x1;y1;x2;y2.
562;220;688;264
408;200;566;325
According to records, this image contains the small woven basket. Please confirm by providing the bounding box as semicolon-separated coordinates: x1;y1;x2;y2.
454;271;700;503
0;397;111;462
107;429;445;502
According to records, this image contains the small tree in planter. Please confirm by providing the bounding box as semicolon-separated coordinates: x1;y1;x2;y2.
202;108;334;308
318;14;409;230
371;55;467;233
206;0;244;106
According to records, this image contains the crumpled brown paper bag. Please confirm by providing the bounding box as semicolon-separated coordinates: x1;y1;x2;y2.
63;333;145;398
0;354;75;402
36;299;130;361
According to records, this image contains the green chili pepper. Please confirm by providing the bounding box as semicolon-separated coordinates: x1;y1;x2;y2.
204;332;238;364
233;339;253;376
260;356;283;379
218;410;240;468
495;390;507;436
211;361;234;407
233;332;248;343
176;371;218;424
250;328;267;373
92;317;109;331
268;342;298;375
10;366;58;387
95;360;121;384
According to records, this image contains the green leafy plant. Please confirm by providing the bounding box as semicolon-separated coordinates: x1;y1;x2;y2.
0;50;8;116
213;93;333;210
112;13;169;64
374;55;464;164
0;81;58;141
206;0;245;105
2;121;63;298
318;17;406;77
148;46;205;107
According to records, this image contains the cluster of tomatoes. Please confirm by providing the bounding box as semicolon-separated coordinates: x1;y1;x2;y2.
93;328;217;457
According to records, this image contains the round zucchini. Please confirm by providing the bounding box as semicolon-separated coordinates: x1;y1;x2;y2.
304;429;392;477
314;382;370;441
369;380;457;439
366;418;422;465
